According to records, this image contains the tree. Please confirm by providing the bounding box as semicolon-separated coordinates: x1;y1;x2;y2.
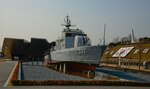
112;37;120;43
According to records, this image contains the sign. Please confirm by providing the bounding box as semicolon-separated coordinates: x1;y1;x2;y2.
112;47;134;57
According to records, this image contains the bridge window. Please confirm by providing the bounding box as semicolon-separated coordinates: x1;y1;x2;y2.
134;49;139;54
143;49;149;53
66;33;72;37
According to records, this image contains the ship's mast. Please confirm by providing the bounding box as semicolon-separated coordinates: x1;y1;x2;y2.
61;15;75;29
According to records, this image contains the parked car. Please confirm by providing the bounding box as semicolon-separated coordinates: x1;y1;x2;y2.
0;52;4;58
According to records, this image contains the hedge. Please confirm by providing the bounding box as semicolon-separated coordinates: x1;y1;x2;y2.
11;80;150;86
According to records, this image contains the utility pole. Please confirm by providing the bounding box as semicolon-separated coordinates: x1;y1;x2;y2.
103;23;106;45
138;44;142;69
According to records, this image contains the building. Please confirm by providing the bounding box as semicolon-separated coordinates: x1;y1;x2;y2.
2;38;29;60
101;43;150;64
25;38;50;61
2;37;50;61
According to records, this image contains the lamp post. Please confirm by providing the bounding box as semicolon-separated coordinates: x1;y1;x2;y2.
107;52;108;66
138;44;142;69
118;53;121;67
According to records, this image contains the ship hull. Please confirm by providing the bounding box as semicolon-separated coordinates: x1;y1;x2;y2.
50;45;106;65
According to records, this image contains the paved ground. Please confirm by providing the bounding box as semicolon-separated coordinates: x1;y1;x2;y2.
96;67;150;82
0;61;17;87
102;64;150;73
22;62;87;80
0;61;150;89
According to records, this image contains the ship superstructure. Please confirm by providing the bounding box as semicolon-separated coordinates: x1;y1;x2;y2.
53;15;91;50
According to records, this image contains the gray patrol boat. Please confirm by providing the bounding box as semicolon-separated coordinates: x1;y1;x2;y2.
50;15;107;65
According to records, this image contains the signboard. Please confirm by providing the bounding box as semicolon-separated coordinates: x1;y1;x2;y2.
112;47;134;57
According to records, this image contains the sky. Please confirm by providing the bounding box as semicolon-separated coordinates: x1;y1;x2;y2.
0;0;150;50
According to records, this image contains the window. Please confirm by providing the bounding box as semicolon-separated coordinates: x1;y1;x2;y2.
66;33;72;37
134;49;139;54
143;49;149;53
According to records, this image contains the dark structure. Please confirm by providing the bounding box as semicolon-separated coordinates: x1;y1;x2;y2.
2;38;29;60
2;37;50;61
25;38;50;61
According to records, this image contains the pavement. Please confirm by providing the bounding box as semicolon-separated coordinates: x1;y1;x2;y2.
101;64;150;73
0;61;150;89
21;62;87;80
96;67;150;82
0;61;17;87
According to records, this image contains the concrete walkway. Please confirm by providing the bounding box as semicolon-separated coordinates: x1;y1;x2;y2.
101;64;150;73
96;67;150;82
0;61;17;87
22;62;87;80
0;61;150;89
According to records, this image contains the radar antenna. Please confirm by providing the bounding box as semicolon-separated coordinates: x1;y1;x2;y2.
61;15;75;29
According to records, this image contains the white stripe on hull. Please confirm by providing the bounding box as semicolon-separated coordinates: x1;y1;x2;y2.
50;45;106;65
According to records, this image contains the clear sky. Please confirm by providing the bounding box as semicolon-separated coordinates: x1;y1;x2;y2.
0;0;150;50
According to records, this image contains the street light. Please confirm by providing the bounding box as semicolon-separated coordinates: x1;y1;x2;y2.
138;44;142;69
